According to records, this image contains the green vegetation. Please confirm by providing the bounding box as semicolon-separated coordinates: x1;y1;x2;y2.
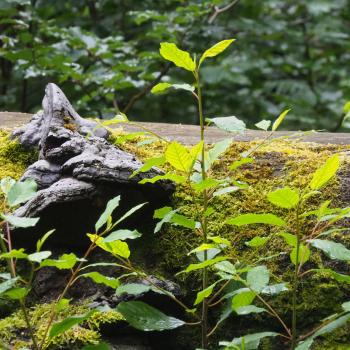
1;0;350;130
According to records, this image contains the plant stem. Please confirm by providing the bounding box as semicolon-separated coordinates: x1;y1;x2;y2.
291;206;301;349
195;70;209;349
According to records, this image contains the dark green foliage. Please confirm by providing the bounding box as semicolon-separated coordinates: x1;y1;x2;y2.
1;0;350;130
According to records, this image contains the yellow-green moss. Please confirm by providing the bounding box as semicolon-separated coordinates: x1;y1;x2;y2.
0;301;124;349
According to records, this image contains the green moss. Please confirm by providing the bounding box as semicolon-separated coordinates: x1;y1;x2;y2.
0;301;124;349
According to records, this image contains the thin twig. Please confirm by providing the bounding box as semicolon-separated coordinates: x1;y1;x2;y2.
208;0;239;24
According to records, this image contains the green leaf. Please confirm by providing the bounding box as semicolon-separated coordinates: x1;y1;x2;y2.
272;109;290;131
220;332;279;350
49;310;95;339
0;277;18;294
3;287;28;299
95;196;121;232
246;266;270;293
296;314;350;350
180;256;228;274
208;116;246;133
103;229;141;242
7;178;37;207
116;283;152;297
40;253;77;270
199;39;235;66
229;157;253;171
151;82;172;94
313;269;350;283
279;232;297;247
267;187;299;209
309;154;340;190
342;301;350;312
117;301;185;331
0;177;15;196
227;213;286;227
214;260;236;275
28;251;51;263
208;236;231;246
213;186;240;197
290;244;310;265
56;298;70;312
310;239;350;261
159;42;195;72
114;202;147;226
255;120;271;131
36;229;55;252
165;141;192;172
2;214;39;228
245;237;269;248
1;248;28;259
194;283;215;305
80;271;120;289
235;305;266;315
207;139;233;168
87;234;130;258
232;290;255;311
151;83;195;95
139;173;186;184
130;156;165;178
193;178;221;192
261;283;288;295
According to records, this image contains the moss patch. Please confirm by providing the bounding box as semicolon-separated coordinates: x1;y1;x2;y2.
0;301;124;349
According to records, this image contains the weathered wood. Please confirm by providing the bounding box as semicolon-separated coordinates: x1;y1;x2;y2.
10;84;173;247
1;111;349;145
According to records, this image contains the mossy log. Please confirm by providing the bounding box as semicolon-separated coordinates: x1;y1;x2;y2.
1;109;350;349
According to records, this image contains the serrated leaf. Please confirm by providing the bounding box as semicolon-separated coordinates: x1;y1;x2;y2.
208;116;246;133
165;141;192;172
214;260;236;275
213;186;240;197
310;239;350;261
206;139;233;169
80;271;120;289
2;214;39;228
139;173;186;184
267;187;299;209
227;213;286;227
95;196;120;232
159;42;195;71
130;156;165;178
309;154;340;190
199;39;235;66
0;277;19;294
1;248;28;259
272;109;290;131
117;301;185;331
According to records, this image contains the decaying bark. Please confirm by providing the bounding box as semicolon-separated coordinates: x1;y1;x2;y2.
11;83;173;243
